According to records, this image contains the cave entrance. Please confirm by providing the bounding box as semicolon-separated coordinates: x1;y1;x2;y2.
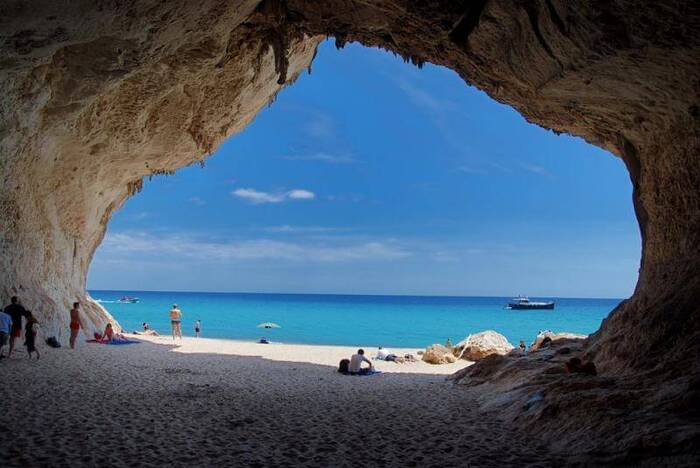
87;41;639;346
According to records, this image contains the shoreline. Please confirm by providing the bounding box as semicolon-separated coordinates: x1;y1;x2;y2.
127;334;471;375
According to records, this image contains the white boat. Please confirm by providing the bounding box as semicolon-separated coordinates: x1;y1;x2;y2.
117;296;139;304
506;296;555;310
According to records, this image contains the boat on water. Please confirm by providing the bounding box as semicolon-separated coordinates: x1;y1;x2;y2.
118;296;139;304
507;296;554;310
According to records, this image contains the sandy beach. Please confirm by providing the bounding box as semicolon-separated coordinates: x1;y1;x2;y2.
1;335;559;467
135;335;470;375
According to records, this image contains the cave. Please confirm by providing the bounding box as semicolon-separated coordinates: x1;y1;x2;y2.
1;0;698;463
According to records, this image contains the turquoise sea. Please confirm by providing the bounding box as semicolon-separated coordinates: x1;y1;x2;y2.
90;290;620;348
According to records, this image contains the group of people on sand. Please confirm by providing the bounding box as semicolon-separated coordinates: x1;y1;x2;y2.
0;296;40;359
0;297;205;357
339;347;419;375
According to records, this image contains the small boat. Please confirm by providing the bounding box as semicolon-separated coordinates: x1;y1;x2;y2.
507;296;554;310
118;296;139;304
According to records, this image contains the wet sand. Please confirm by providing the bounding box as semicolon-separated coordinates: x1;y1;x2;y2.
1;336;559;467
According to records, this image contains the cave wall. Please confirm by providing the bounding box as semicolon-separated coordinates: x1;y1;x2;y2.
1;0;698;370
0;0;321;336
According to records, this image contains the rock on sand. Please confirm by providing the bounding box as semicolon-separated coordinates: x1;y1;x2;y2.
454;331;514;361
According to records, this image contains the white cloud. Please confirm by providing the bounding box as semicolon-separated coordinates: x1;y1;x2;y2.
232;188;316;204
100;232;410;263
283;152;356;164
189;196;206;206
287;189;315;200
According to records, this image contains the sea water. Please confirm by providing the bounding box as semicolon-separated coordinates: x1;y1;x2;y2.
91;290;620;348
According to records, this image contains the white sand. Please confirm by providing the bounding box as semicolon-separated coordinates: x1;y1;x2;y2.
1;335;556;466
136;335;469;375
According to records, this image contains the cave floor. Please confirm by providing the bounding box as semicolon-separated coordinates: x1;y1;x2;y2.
0;338;561;467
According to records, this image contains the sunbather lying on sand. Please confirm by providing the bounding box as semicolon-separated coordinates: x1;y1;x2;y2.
133;322;159;335
375;347;418;363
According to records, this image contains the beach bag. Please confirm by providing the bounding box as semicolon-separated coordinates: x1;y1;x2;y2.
46;336;61;348
338;359;350;374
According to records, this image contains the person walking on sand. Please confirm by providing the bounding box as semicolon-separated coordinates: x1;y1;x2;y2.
0;307;12;359
24;311;40;360
194;320;201;338
4;296;28;357
169;304;182;340
69;302;82;349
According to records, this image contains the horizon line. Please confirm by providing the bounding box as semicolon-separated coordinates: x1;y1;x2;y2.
87;288;626;301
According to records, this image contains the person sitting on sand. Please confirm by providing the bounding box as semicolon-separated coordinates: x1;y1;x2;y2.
169;304;182;340
101;323;115;342
100;323;127;343
348;349;374;375
24;311;40;360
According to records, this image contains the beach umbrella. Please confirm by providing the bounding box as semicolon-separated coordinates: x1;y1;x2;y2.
257;322;281;329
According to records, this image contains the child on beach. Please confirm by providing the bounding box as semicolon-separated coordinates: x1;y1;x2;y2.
194;320;201;338
24;311;40;359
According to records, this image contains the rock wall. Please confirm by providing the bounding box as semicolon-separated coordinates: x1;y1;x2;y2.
2;0;699;461
1;0;321;337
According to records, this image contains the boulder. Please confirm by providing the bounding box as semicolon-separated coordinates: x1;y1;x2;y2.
422;344;457;365
530;331;587;352
453;331;514;361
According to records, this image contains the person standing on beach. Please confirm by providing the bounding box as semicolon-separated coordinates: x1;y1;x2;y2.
169;304;182;340
194;320;201;338
4;296;28;357
69;302;82;349
24;311;40;359
0;307;12;358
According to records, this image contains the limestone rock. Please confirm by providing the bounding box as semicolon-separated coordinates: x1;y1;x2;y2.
422;344;457;365
454;331;514;361
529;331;587;352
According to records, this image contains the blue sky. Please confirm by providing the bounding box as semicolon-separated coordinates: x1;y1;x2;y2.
88;40;641;298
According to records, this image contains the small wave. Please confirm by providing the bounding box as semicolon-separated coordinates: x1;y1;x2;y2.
96;299;119;303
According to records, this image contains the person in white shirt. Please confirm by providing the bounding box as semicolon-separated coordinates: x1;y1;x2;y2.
377;346;393;360
348;349;373;375
377;346;404;363
0;309;12;358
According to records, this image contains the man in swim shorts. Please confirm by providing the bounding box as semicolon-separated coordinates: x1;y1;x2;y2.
69;302;82;349
169;304;182;340
4;296;28;357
